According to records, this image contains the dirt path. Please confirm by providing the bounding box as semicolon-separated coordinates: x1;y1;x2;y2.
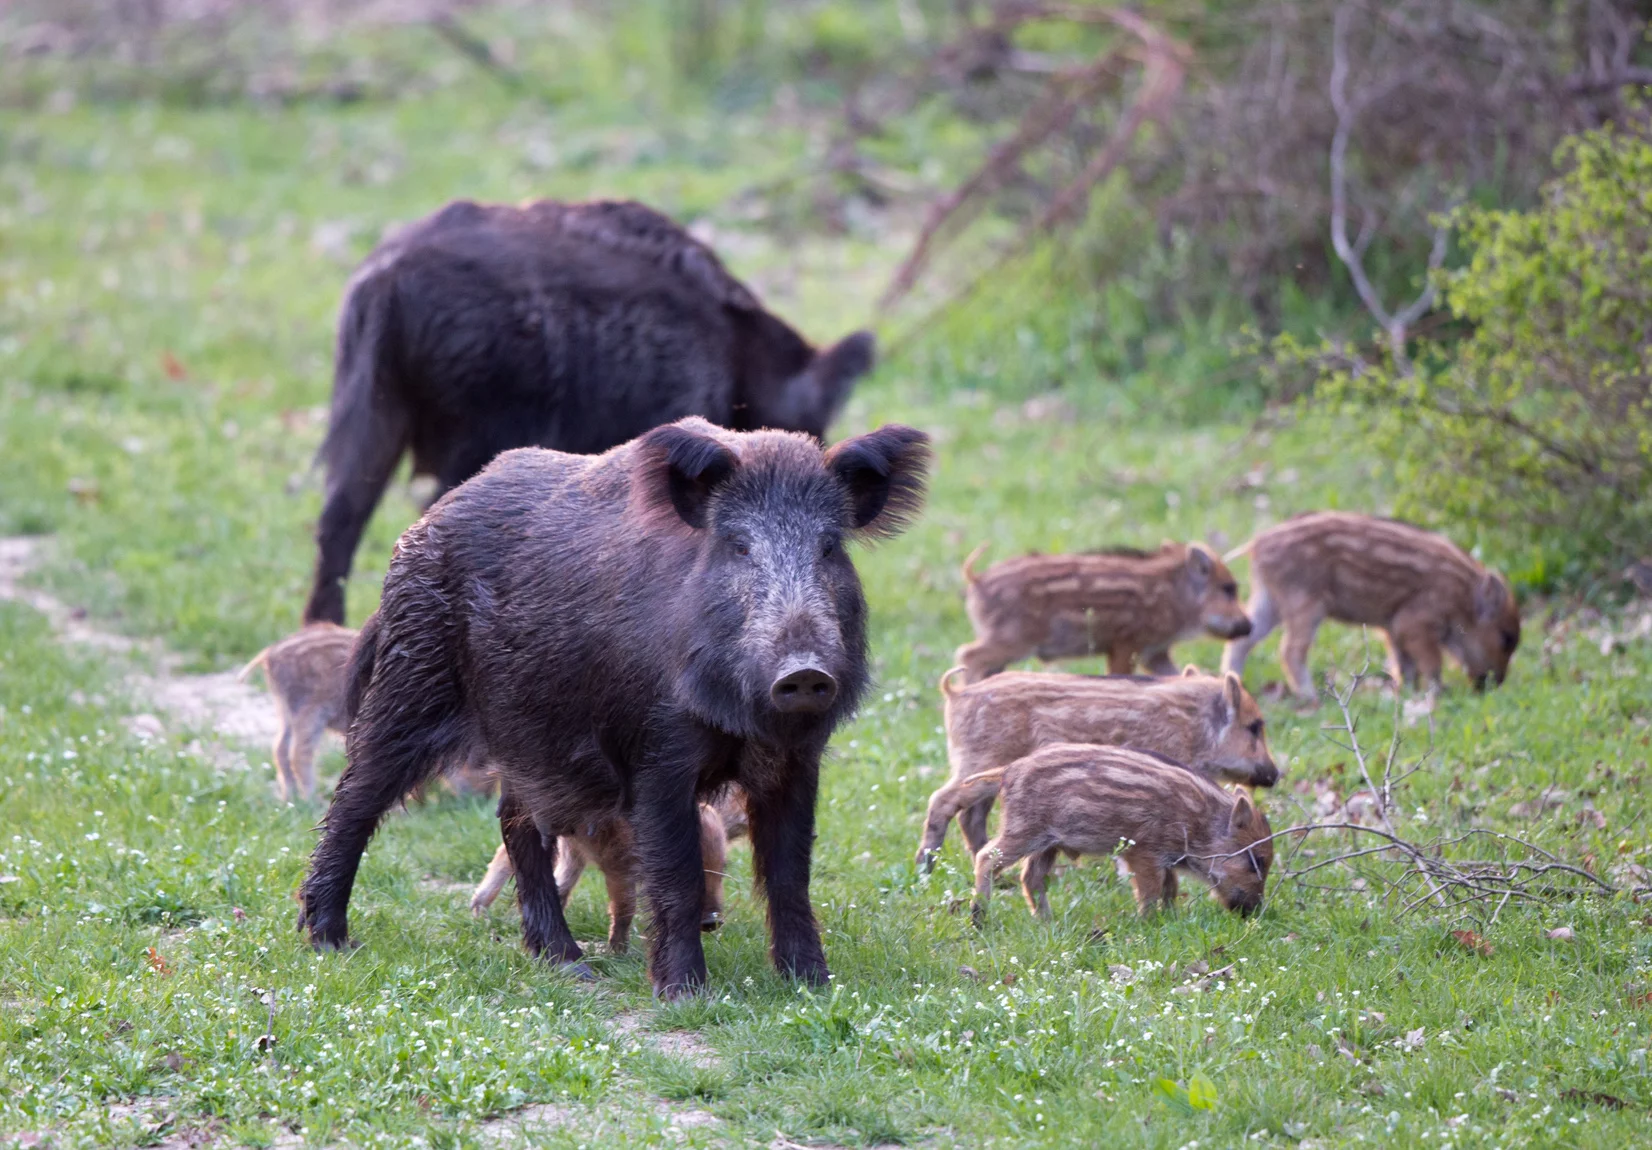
0;536;280;751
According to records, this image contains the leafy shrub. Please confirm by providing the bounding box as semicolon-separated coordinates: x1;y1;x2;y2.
1313;116;1652;589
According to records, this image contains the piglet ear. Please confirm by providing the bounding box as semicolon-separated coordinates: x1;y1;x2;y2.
635;421;739;529
1186;543;1214;588
1475;571;1511;621
1229;791;1257;834
825;424;932;539
1181;663;1204;677
1222;670;1245;718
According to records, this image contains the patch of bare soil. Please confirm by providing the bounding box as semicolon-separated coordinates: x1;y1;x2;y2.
611;1009;721;1069
0;536;280;752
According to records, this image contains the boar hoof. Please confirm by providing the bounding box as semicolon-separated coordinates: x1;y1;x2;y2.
915;848;938;873
778;956;829;987
555;961;597;982
700;912;722;933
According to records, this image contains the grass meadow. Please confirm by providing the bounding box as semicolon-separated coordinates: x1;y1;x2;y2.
3;29;1652;1149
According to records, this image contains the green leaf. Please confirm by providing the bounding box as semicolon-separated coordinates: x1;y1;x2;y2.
1188;1073;1219;1111
1154;1077;1193;1115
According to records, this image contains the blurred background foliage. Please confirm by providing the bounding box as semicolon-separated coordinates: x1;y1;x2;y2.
3;0;1648;588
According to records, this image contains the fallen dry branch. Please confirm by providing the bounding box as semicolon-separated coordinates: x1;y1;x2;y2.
1212;665;1641;929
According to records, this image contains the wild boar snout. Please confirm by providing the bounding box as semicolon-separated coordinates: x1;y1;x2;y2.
771;659;839;714
1211;614;1253;639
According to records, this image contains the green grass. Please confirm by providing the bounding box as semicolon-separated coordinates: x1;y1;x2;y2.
4;50;1652;1150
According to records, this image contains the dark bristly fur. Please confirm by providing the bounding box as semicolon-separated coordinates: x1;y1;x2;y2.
916;666;1278;868
304;197;878;626
945;743;1275;924
297;416;930;997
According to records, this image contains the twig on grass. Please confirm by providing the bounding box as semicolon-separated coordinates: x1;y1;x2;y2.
1201;662;1639;929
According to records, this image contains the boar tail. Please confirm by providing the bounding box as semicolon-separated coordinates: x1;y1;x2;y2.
938;665;970;698
342;612;382;726
915;769;1006;871
960;542;990;584
236;648;269;685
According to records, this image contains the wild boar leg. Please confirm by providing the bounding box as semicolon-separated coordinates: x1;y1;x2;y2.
1222;583;1279;677
289;710;329;801
304;404;408;626
553;837;588;904
1019;847;1059;919
1388;607;1444;695
970;829;1045;927
1278;606;1325;700
1105;646;1137;675
747;753;829;987
271;720;296;803
957;798;995;860
632;740;725;996
601;865;636;955
1380;631;1414;688
698;804;729;932
470;843;514;915
500;790;585;968
1123;848;1168;913
300;733;451;947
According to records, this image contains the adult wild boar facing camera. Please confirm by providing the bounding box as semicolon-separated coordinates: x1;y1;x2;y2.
298;417;931;998
304;198;877;626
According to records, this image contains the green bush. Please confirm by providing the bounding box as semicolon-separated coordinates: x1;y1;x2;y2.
1314;116;1652;589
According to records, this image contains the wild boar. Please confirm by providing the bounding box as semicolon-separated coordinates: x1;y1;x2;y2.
954;542;1252;682
936;743;1274;923
470;799;731;955
297;416;930;997
239;623;492;801
916;666;1276;869
1220;512;1521;699
239;623;357;802
305;198;876;625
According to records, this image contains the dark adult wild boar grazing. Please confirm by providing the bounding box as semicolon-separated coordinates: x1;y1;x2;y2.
298;417;930;997
304;198;877;625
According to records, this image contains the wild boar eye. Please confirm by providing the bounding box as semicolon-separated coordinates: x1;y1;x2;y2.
1222;582;1239;598
821;537;838;558
730;539;750;557
1247;720;1264;737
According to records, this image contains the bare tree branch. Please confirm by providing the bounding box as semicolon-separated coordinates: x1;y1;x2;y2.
1328;1;1451;373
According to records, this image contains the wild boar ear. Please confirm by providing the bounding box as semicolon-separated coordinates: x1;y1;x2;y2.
1222;671;1245;721
1229;791;1257;834
1474;572;1510;621
764;332;876;439
1181;663;1204;677
1186;544;1215;588
635;422;739;530
825;424;932;539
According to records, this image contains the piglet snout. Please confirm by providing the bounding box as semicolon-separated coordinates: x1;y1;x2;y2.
770;659;838;714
